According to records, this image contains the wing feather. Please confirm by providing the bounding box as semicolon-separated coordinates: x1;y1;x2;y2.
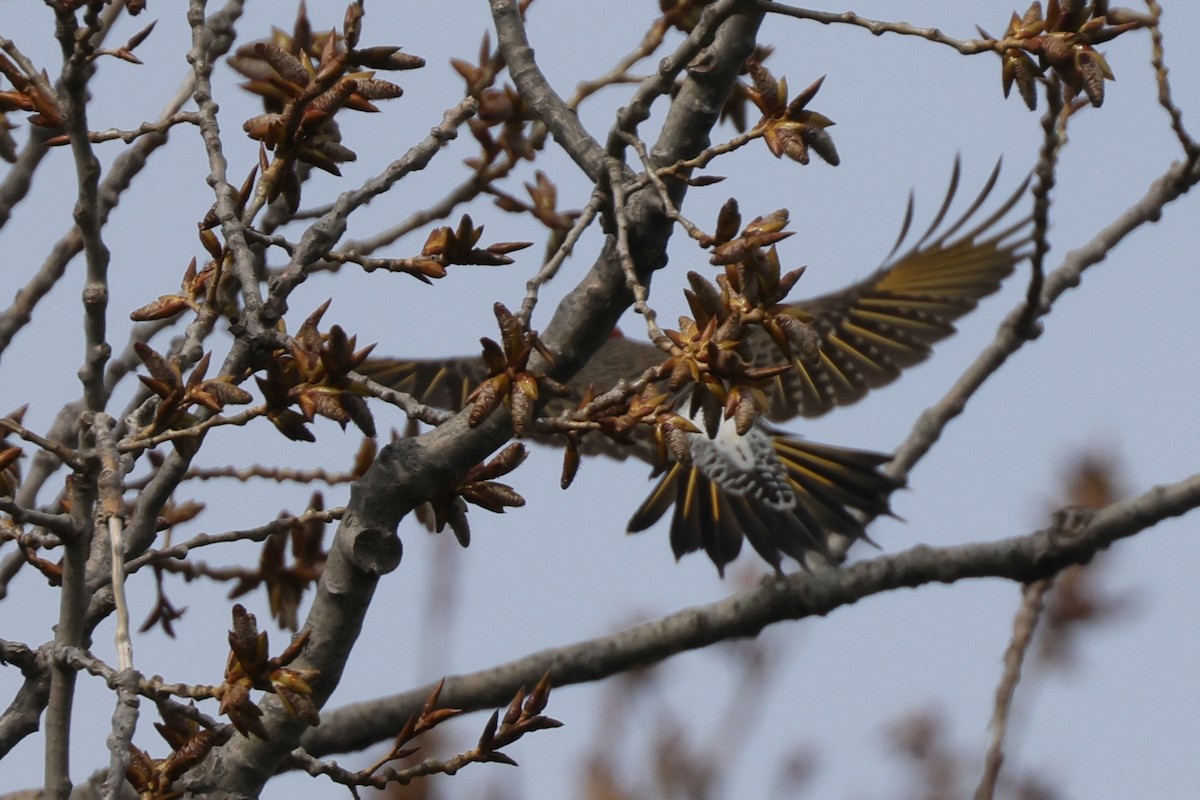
361;161;1031;443
628;432;901;573
757;159;1032;420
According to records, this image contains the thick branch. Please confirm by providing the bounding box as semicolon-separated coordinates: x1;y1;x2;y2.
303;472;1200;759
489;0;607;181
177;6;766;797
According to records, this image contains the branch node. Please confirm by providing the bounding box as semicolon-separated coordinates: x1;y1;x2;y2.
348;526;402;576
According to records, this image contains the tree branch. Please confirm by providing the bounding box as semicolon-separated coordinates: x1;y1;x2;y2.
488;0;607;181
975;578;1051;800
757;1;995;53
302;471;1200;760
177;5;766;796
889;154;1200;479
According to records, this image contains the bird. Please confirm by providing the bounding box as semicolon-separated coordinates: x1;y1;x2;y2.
360;160;1032;574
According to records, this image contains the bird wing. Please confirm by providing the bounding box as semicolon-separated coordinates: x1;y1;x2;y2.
361;159;1030;445
755;158;1032;420
359;354;490;413
358;335;662;462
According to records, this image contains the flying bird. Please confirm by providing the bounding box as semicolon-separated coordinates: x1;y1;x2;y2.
361;161;1032;574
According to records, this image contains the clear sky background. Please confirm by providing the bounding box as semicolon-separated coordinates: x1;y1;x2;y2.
1;1;1198;797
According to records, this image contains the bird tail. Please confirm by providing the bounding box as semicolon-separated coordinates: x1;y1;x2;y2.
627;434;902;575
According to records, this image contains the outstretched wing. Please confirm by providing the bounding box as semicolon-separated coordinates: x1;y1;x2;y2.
358;333;662;462
755;158;1032;419
362;160;1030;432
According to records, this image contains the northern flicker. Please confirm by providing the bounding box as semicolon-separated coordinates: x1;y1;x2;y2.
361;162;1031;574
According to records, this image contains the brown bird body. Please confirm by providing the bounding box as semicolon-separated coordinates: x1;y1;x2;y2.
361;161;1032;573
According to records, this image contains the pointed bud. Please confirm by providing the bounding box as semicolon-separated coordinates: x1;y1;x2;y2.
560;438;581;489
777;314;821;364
661;419;694;467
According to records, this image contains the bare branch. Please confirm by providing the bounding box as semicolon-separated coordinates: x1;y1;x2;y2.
93;415;132;671
304;471;1200;760
119;506;341;578
489;0;607;180
606;157;668;348
975;579;1053;800
889;155;1200;480
265;98;478;315
758;2;994;53
515;188;604;327
187;0;266;338
1017;75;1067;337
1145;1;1200;159
118;405;269;453
83;111;202;144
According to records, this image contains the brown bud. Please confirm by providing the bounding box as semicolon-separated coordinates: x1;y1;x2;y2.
560;438;581;489
353;46;426;71
661;419;694;467
509;384;533;438
775;314;818;364
1040;34;1074;68
713;198;741;244
130;295;190;322
802;124;840;166
468;376;505;427
253;42;310;86
1076;48;1109;106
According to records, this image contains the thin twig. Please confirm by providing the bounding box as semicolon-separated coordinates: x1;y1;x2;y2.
622;130;712;245
266;98;478;309
757;2;994;54
313;155;519;274
187;0;267;339
0;522;61;550
516;188;605;328
0;500;76;538
1145;1;1200;160
975;579;1053;800
607;0;748;155
657;127;763;177
1017;75;1066;338
567;15;669;110
183;464;360;485
118;405;269;453
605;159;669;350
351;375;456;426
0;417;84;472
83;111;202;144
58;646;225;709
121;507;342;578
93;414;132;671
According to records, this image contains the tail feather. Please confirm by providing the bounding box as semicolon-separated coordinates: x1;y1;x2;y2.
628;433;902;575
